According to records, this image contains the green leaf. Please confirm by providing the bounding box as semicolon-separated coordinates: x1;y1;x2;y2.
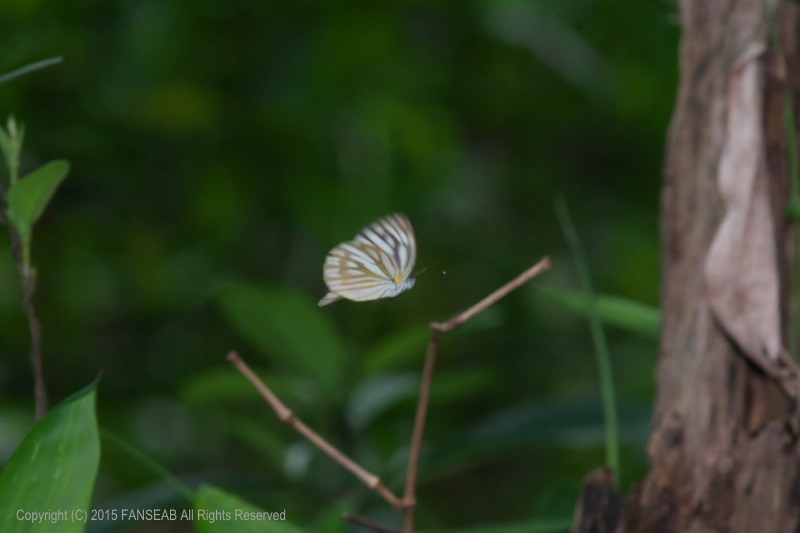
7;159;69;228
195;485;303;533
219;284;347;399
0;381;100;533
537;286;660;337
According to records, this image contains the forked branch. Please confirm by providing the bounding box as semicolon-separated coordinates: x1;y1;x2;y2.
402;256;551;531
228;256;552;533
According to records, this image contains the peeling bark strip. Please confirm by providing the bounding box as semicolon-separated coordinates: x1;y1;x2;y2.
611;0;800;532
704;46;782;365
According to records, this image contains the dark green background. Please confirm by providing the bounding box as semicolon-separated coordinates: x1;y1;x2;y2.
0;1;676;531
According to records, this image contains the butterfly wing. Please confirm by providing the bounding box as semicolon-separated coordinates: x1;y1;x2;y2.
319;213;417;306
321;241;397;303
354;213;416;281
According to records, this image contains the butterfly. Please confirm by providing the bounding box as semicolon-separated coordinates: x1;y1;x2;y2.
319;213;417;306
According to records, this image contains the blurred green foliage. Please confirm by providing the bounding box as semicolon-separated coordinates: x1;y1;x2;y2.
0;0;677;531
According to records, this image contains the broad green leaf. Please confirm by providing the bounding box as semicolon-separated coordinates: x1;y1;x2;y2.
537;286;660;336
195;485;303;533
0;381;100;533
219;284;346;399
7;159;69;228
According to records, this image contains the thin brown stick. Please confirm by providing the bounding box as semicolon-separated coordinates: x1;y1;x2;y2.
24;274;45;419
439;256;553;333
227;351;405;510
0;196;47;419
402;328;440;515
401;256;551;532
342;513;401;533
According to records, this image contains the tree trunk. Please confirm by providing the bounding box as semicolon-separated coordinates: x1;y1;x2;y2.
579;1;800;531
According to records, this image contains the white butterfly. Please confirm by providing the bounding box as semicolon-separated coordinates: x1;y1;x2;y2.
319;213;417;306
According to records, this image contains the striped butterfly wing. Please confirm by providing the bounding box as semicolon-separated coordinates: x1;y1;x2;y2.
319;213;417;306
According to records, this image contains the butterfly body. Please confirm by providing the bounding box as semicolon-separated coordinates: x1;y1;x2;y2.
319;213;417;306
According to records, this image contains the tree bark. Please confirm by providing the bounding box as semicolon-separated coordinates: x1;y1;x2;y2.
613;1;800;531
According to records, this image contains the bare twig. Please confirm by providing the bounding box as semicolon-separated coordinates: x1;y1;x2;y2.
0;195;47;419
402;328;440;516
402;256;552;531
226;352;405;510
342;513;401;533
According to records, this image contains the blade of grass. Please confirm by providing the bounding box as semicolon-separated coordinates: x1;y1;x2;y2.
554;195;620;487
0;57;64;85
101;430;194;502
